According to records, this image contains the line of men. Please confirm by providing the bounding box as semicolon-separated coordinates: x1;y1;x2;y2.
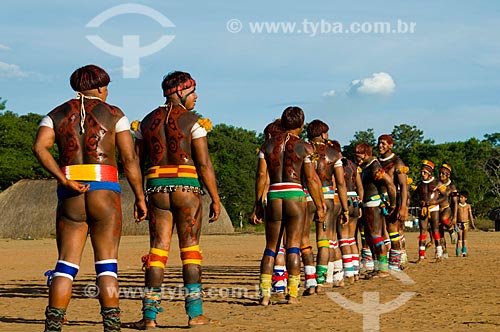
412;160;462;261
34;66;220;331
251;106;462;305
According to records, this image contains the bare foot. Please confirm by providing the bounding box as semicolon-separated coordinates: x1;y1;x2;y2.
188;315;219;328
121;319;156;330
372;271;390;279
333;280;345;287
315;285;325;294
302;287;316;296
259;296;271;306
271;292;288;304
287;296;300;304
346;276;355;285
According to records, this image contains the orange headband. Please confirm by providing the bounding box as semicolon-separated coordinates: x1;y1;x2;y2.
163;79;196;96
421;160;435;171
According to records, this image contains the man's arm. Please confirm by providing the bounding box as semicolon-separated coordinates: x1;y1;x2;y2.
381;173;397;210
303;162;326;222
451;189;459;223
396;166;409;222
468;204;476;229
251;157;268;224
192;136;221;222
355;170;364;202
32;126;89;193
333;165;349;224
116;131;147;222
429;183;449;206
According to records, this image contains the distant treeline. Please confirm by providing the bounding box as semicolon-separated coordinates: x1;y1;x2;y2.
1;97;499;226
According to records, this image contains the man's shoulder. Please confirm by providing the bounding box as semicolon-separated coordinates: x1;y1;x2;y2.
325;145;341;160
95;102;125;117
48;99;77;116
142;107;164;121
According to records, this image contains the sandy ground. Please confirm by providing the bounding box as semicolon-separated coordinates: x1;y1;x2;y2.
0;231;499;332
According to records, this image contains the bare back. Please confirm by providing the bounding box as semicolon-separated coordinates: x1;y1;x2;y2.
139;105;199;167
261;133;314;185
49;99;125;166
311;142;342;187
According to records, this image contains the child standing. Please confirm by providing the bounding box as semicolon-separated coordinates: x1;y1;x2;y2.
456;191;476;257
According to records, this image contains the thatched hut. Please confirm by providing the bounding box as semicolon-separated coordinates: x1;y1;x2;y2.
0;179;233;239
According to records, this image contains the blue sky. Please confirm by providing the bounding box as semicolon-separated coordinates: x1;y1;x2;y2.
1;0;499;145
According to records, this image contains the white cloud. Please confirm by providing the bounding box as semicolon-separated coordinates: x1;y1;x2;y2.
349;72;396;96
0;43;10;51
0;61;29;78
322;89;337;97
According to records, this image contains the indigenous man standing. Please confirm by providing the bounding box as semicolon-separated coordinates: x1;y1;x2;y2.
253;106;325;305
33;64;147;332
377;134;409;270
340;149;364;281
437;163;459;257
355;143;396;278
129;71;220;328
413;160;447;262
301;121;349;293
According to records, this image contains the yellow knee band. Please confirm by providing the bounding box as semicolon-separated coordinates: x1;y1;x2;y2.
142;248;169;270
180;245;203;265
317;238;330;249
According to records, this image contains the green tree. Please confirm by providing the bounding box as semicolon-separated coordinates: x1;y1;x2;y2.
0;99;46;190
391;124;425;152
207;124;259;227
484;133;500;147
343;128;376;160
